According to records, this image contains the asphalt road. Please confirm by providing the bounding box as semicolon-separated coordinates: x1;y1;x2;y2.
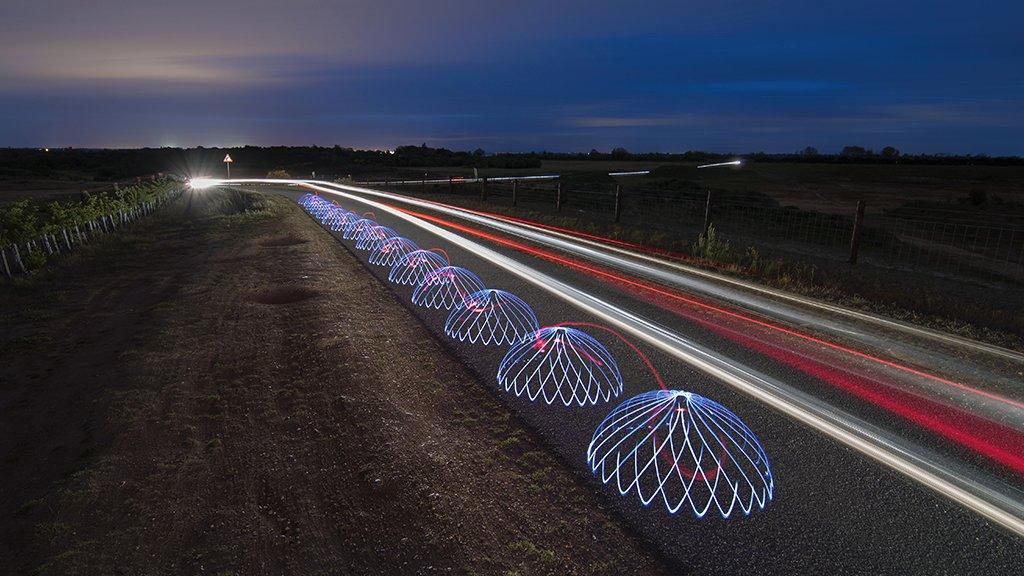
227;180;1024;574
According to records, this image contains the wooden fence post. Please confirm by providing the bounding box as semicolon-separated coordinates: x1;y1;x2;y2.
702;187;713;237
848;200;866;264
449;177;453;194
556;182;563;212
480;177;487;201
512;179;518;207
614;184;622;223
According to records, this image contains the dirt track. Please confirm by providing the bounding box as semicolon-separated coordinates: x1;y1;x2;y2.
0;189;669;575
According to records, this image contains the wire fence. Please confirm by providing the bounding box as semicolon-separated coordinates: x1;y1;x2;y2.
385;178;1024;285
0;188;182;279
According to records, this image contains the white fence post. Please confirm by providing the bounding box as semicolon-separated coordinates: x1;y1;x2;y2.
12;243;25;272
1;246;11;278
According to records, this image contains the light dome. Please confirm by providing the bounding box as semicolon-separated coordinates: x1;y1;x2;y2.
587;390;773;519
444;289;540;345
412;266;486;310
388;250;449;286
498;326;623;406
342;217;376;240
369;236;420;266
355;225;398;251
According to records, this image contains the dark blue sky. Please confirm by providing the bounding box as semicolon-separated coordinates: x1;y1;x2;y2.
1;1;1021;153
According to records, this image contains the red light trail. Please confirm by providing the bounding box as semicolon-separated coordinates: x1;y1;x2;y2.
394;203;1024;475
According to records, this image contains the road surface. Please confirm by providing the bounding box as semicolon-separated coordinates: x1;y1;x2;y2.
216;178;1024;574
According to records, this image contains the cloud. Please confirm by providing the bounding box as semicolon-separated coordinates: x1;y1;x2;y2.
1;54;282;91
569;115;710;128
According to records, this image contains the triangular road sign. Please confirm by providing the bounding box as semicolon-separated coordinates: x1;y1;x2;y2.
223;154;233;163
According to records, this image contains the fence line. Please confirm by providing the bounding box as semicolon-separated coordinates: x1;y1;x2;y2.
388;179;1024;285
1;188;182;279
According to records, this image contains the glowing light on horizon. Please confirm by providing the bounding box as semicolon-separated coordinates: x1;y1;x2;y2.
588;389;773;518
188;178;217;190
498;326;623;406
412;265;486;310
444;289;540;345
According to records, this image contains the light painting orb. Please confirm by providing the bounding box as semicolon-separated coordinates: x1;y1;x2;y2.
587;390;773;519
412;266;486;310
388;249;449;286
444;289;540;346
497;326;623;406
355;225;398;251
368;237;420;266
342;217;376;240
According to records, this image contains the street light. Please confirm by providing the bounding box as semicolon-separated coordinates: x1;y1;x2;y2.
697;159;743;236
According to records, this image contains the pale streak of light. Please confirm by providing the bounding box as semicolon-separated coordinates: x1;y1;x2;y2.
219;178;1024;537
461;212;1024;363
357;174;560;186
697;160;743;168
359;170;650;185
333;192;1024;420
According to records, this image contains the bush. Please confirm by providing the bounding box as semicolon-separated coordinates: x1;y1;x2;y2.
0;179;179;245
693;225;733;262
22;250;46;270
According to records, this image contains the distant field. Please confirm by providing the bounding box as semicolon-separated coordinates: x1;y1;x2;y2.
423;161;1024;214
656;162;1024;214
6;160;1023;217
0;179;115;205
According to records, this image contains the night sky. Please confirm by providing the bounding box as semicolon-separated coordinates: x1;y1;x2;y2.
1;1;1021;154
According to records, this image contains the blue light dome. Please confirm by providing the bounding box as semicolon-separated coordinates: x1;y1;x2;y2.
587;390;773;519
342;217;376;240
388;249;449;286
444;289;540;346
412;266;486;310
498;326;623;406
368;236;420;266
355;224;397;251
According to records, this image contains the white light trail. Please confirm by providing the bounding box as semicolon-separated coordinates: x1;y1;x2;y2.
697;160;743;169
213;178;1024;536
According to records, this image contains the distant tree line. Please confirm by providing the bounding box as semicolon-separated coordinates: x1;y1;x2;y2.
536;146;1023;166
2;144;1021;182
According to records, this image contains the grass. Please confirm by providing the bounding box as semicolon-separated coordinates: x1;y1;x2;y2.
508;540;558;566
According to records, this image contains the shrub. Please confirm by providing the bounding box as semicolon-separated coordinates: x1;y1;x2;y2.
693;225;733;262
22;250;46;270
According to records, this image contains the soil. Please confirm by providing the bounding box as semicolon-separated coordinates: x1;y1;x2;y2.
0;189;670;575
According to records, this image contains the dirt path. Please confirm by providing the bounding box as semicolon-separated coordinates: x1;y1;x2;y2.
0;189;670;575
